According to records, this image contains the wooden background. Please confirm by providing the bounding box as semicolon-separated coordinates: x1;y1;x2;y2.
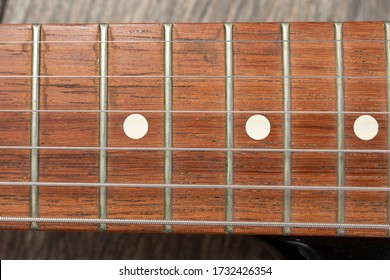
0;0;389;259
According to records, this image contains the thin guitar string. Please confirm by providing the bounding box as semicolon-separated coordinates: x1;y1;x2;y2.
0;181;389;192
0;146;388;153
0;75;389;78
0;110;389;114
1;74;389;114
0;216;389;229
0;39;389;43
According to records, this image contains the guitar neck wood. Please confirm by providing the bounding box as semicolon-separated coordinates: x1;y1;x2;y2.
0;22;389;237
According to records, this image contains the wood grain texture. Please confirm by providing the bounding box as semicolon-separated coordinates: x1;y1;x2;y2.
0;22;388;238
343;22;388;237
171;23;226;234
38;24;99;231
0;24;31;230
233;23;283;235
290;23;337;236
0;0;389;260
107;24;165;233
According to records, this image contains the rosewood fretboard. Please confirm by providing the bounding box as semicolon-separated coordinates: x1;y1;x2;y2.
0;22;389;237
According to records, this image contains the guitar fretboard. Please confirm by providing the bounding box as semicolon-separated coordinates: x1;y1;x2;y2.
0;22;389;237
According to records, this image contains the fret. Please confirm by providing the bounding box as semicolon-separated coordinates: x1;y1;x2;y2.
224;23;234;234
163;23;173;233
98;23;108;232
385;22;390;237
281;22;291;236
335;22;345;236
30;24;41;230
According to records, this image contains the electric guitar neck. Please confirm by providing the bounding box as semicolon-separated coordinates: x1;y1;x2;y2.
0;22;389;237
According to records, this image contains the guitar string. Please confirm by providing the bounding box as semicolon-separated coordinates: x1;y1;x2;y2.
0;181;389;192
0;75;388;78
0;216;389;229
0;110;389;114
0;146;388;153
0;39;389;43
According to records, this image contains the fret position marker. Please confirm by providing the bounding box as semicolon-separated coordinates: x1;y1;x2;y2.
385;22;390;237
245;115;271;141
335;22;345;237
164;23;173;233
30;24;41;230
281;22;292;236
98;23;108;232
353;115;379;141
123;114;149;140
225;23;234;234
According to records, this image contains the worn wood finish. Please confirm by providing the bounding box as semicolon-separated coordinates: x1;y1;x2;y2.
0;22;389;237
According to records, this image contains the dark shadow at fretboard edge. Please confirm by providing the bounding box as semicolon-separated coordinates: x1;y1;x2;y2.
0;230;283;260
1;229;389;260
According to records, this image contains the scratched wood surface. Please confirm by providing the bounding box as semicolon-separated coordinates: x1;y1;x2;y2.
0;0;388;260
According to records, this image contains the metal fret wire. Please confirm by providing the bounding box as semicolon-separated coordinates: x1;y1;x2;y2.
1;181;390;192
98;24;108;232
0;216;389;230
386;22;390;237
29;24;40;231
1;74;390;78
2;39;390;43
282;22;291;236
2;110;390;114
335;22;345;237
225;23;234;234
163;23;173;233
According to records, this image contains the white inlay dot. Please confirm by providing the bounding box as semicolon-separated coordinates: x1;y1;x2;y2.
123;114;149;140
245;114;271;140
353;115;379;141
